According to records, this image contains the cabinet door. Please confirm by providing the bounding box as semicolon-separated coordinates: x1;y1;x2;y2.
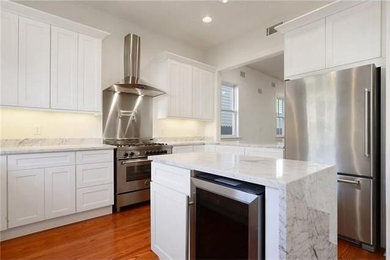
18;16;50;108
167;59;192;118
45;166;76;219
326;1;381;67
51;26;78;110
192;67;214;120
151;182;188;260
284;19;326;78
76;162;113;188
78;34;102;112
1;11;18;106
8;169;45;228
1;156;7;231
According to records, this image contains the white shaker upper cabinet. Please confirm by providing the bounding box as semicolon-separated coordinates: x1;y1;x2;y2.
325;1;381;68
77;34;102;112
192;67;214;120
167;59;193;118
1;11;18;106
51;26;78;110
18;16;50;108
284;19;326;78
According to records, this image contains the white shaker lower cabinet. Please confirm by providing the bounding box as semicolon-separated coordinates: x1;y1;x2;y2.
1;156;7;231
44;166;76;219
76;184;113;212
8;169;45;228
151;182;188;260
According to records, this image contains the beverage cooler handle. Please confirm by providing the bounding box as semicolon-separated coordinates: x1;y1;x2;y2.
364;88;370;157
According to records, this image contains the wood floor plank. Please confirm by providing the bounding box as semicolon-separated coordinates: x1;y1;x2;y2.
0;203;385;259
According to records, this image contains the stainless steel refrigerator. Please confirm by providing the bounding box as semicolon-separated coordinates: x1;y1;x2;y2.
285;64;380;251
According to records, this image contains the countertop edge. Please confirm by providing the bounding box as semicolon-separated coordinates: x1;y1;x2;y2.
0;145;116;155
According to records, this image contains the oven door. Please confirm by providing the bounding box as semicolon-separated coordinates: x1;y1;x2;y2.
190;177;264;260
117;158;151;194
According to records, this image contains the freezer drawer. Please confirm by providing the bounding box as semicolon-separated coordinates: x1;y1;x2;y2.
337;175;375;246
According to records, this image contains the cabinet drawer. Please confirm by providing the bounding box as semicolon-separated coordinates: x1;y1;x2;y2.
76;162;113;188
8;152;75;170
151;162;191;196
76;184;113;212
245;148;284;159
76;150;113;164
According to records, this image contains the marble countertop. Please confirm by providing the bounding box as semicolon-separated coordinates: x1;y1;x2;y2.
149;152;334;189
0;144;116;155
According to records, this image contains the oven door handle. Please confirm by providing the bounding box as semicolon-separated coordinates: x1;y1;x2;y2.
120;159;152;166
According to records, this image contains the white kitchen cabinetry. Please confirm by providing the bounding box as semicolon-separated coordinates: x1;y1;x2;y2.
325;1;381;67
8;169;45;228
76;184;113;212
280;1;383;79
51;26;78;110
1;156;7;231
284;19;326;78
18;16;50;108
151;181;188;260
75;150;114;212
45;166;76;219
155;53;215;120
0;1;108;112
1;11;18;106
192;67;214;120
77;34;102;112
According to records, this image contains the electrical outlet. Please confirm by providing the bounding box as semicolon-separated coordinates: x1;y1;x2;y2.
33;125;41;136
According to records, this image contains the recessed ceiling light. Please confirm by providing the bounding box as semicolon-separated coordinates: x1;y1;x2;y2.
202;16;213;24
221;0;228;3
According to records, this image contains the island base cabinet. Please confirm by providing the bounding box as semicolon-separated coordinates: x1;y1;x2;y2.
151;182;188;260
8;169;45;228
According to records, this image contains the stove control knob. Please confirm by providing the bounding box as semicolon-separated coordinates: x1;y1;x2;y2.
129;152;135;157
123;152;129;157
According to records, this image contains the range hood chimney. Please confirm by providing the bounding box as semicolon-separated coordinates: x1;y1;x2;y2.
105;34;165;97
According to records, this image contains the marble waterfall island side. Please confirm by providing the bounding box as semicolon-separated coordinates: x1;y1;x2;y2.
149;152;337;260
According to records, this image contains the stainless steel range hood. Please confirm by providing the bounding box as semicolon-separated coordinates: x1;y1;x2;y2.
104;34;165;97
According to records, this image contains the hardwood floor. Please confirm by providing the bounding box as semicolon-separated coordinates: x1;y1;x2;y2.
0;203;385;260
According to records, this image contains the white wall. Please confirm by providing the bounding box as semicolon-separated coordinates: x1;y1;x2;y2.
0;109;102;139
220;66;284;144
206;25;283;70
11;1;213;140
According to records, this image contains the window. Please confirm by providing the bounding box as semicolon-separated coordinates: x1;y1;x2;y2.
220;83;238;137
276;97;285;137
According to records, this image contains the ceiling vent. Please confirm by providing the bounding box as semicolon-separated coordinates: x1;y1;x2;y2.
266;22;283;36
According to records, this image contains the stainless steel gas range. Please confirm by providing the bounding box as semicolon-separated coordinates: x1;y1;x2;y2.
105;139;172;211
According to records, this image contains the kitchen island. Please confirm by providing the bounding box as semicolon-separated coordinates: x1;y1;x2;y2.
149;152;337;260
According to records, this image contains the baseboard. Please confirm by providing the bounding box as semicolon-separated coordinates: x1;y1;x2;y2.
0;206;112;241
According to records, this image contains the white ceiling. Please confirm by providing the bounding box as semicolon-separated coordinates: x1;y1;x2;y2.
248;53;284;80
77;1;329;50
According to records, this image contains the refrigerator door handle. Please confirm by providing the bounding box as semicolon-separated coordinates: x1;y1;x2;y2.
364;88;370;157
337;178;360;186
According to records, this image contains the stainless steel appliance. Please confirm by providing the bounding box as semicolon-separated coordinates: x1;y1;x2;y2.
106;139;172;211
285;64;380;251
189;172;265;259
102;33;169;210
